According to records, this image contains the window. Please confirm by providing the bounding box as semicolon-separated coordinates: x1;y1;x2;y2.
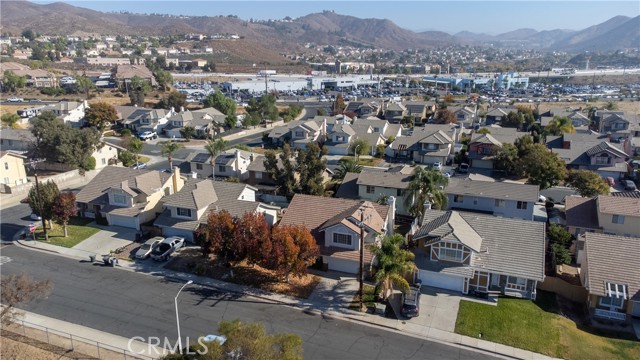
517;201;528;210
612;215;625;224
101;158;106;165
218;165;226;173
333;233;352;246
599;296;624;309
454;195;464;203
177;207;192;217
438;242;463;262
113;194;127;205
255;171;262;179
473;197;478;205
595;154;610;165
4;162;8;170
295;131;305;138
495;199;505;207
423;143;437;150
366;185;375;194
196;163;203;170
336;135;345;142
613;122;625;130
506;276;527;291
397;189;404;197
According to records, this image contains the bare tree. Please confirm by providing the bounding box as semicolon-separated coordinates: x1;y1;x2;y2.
1;273;53;325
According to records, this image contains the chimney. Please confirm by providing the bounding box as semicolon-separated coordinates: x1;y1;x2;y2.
387;196;396;235
563;141;571;149
170;106;175;114
172;166;181;193
249;153;255;162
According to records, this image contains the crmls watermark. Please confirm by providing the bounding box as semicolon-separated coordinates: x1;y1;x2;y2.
127;336;210;356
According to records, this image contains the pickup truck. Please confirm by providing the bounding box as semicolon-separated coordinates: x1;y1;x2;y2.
137;131;157;141
150;236;184;261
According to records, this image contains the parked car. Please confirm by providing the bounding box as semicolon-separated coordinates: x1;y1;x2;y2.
458;163;469;173
137;131;157;141
432;162;442;171
135;237;164;259
7;97;24;102
131;162;147;170
605;177;615;187
623;180;637;191
151;236;185;261
401;288;421;318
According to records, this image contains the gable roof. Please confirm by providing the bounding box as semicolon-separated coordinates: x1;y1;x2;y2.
414;211;482;252
356;167;412;190
445;177;539;202
585;142;629;158
162;179;217;210
565;196;600;230
414;210;545;281
76;166;170;204
597;195;640;217
583;233;640;300
335;172;360;199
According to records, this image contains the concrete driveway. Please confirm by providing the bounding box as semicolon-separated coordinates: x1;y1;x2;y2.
72;225;137;256
417;287;461;332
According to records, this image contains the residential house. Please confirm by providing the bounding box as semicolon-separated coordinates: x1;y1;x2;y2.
76;166;184;230
115;105;173;133
539;108;591;131
352;117;402;140
115;64;157;88
384;102;407;123
245;154;334;194
154;179;279;241
484;107;512;126
448;105;477;128
412;209;545;299
547;133;630;179
336;165;413;216
566;194;640;240
279;194;393;274
404;101;435;126
39;101;89;127
268;118;326;149
0;127;34;152
445;177;539;220
467;128;525;169
344;101;381;118
0;151;28;193
164;108;226;139
0;62;56;88
579;233;640;322
594;110;640;141
86;57;131;66
388;125;456;165
185;149;254;181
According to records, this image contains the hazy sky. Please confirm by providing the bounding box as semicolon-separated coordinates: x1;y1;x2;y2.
33;1;640;35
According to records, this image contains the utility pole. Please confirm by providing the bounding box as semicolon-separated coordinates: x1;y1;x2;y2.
357;203;371;313
28;158;48;241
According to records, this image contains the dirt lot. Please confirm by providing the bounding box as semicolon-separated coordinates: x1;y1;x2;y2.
166;247;320;299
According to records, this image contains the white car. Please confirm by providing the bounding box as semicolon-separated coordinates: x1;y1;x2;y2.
432;162;442;171
135;237;164;259
7;97;24;102
150;236;185;261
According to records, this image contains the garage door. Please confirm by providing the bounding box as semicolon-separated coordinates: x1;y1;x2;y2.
419;270;464;292
107;214;139;230
326;257;359;274
162;227;195;242
471;159;493;169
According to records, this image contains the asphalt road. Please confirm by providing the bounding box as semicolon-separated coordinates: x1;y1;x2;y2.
1;245;497;360
0;203;33;243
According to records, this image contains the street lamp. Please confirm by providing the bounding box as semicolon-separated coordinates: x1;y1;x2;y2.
29;158;48;241
175;280;193;354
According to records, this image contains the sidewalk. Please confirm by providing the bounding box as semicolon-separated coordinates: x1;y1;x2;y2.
14;240;556;360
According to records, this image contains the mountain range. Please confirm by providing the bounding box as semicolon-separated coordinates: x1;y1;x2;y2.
1;1;638;54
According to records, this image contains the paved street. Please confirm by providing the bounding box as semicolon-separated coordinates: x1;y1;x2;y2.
0;203;33;243
0;245;497;360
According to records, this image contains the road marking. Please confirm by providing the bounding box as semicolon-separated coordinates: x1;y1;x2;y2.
0;256;12;266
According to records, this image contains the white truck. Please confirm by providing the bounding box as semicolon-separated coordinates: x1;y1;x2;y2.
137;131;157;141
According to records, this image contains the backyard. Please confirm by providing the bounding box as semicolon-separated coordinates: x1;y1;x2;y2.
34;217;99;248
455;291;640;360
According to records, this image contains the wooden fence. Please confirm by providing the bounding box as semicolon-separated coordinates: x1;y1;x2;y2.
537;276;588;303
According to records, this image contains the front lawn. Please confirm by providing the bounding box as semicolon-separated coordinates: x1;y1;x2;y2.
348;284;378;310
455;291;640;360
35;217;99;248
339;156;383;167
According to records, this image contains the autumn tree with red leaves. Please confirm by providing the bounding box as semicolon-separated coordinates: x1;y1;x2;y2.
268;225;320;282
51;192;77;237
204;210;235;259
233;211;271;265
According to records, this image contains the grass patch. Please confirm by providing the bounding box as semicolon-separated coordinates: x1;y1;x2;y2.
35;217;99;248
455;291;640;359
138;155;151;163
339;156;383;167
348;284;377;310
165;247;320;299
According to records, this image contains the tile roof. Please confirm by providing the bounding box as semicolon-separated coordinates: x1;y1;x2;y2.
76;166;170;204
610;191;640;199
335;172;360;199
564;196;600;230
0;127;35;142
583;233;640;300
162;179;217;210
445;177;539;202
414;210;545;281
597;195;640;217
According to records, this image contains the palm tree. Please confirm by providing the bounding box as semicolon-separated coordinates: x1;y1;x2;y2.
128;138;144;165
367;234;416;300
204;138;228;179
160;141;184;169
545;116;575;136
333;158;363;181
404;166;449;217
